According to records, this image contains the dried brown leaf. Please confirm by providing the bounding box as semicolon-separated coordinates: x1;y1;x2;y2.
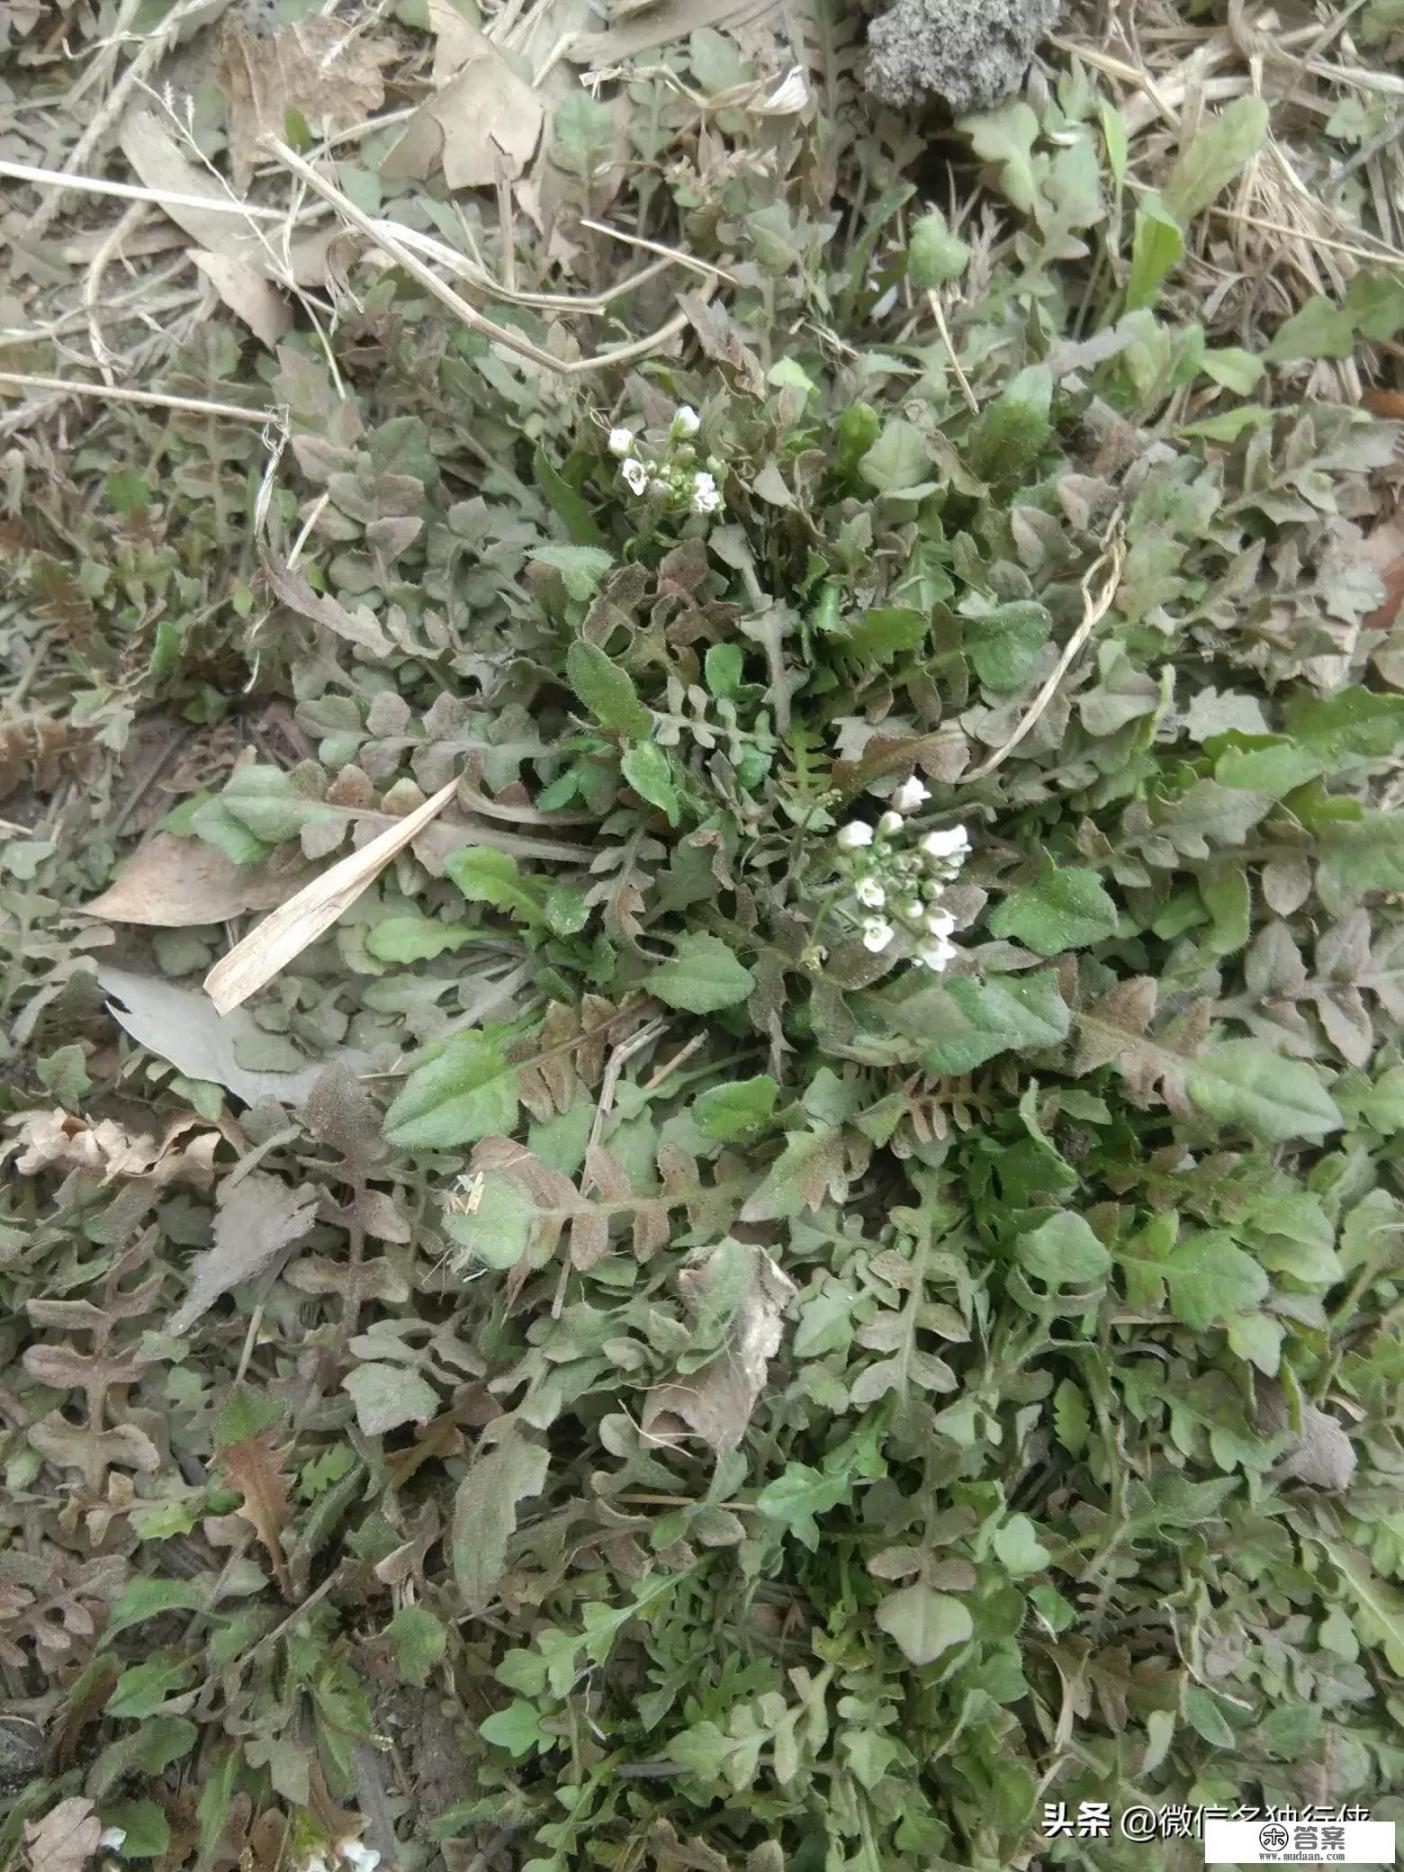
382;0;542;190
81;832;302;927
168;1171;318;1335
220;1430;294;1597
99;966;367;1103
191;250;292;349
204;778;460;1014
22;1796;100;1872
642;1244;796;1455
11;1109;219;1189
219;19;397;188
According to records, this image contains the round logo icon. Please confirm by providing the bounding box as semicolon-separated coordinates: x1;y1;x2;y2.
1259;1823;1290;1854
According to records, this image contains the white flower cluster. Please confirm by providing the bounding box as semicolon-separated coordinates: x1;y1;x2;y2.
608;407;722;517
835;778;969;971
302;1839;382;1872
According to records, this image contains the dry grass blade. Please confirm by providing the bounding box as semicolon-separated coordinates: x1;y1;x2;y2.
204;777;460;1014
0;372;281;425
965;534;1125;783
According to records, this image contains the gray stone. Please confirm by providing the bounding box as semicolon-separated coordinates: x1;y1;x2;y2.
866;0;1065;113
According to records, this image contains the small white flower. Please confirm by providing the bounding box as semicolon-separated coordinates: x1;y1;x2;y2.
892;776;930;814
98;1830;127;1853
920;825;971;863
621;458;649;495
861;917;894;953
916;936;957;971
856;878;886;909
902;898;925;921
672;404;701;438
338;1843;382;1872
877;810;904;837
691;470;721;515
925;907;956;937
837;820;874;850
608;426;634;457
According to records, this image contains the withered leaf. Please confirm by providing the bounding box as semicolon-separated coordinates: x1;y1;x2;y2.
643;1243;796;1455
219;18;397;188
167;1172;318;1335
81;832;303;927
220;1430;294;1597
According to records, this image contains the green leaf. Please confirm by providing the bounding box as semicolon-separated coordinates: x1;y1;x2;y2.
621;741;680;824
650;933;754;1014
858;418;934;497
552;90;613;177
1053;1379;1090;1455
1017;1213;1110;1288
907;210;969;286
875;1585;973;1665
104;1577;206;1640
384;1604;447;1685
451;1432;550;1613
990;862;1118;955
565;639;652;738
1162;98;1269;223
533;445;604;547
756;1462;849;1550
740;1126;842;1222
108;1656;192;1719
533;543;614;601
385;1034;519;1150
1200;346;1264;393
444;845;546;928
1286;687;1404;765
1211;734;1323;796
1186;1044;1342;1143
102;1798;169;1859
843;606;928;664
1264;294;1354;362
967;366;1052;482
365;914;474;963
1184;1686;1237;1749
963;600;1051;691
480;1698;551;1757
1126;194;1185;310
993;1513;1052;1575
893;969;1070;1075
1118;1224;1269;1330
1318;811;1404;893
959;101;1040;214
442;1175;537;1270
343;1362;439;1436
694;1074;779;1141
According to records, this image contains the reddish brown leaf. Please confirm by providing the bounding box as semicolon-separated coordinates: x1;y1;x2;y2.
220;1432;294;1598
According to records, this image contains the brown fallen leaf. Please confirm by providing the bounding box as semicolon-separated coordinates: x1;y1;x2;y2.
264;558;391;658
98;967;370;1105
167;1170;319;1335
219;17;397;188
10;1108;219;1189
382;0;543;191
118;111;332;286
204;777;461;1014
642;1242;796;1455
81;832;304;927
191;250;292;349
22;1795;100;1872
1260;1388;1358;1492
220;1429;294;1598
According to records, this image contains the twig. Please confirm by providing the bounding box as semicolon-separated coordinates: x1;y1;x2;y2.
0;371;281;425
266;139;709;377
0;159;286;221
264;138;569;375
84;200;148;383
926;288;977;414
965;534;1126;783
579;216;740;284
642;1033;705;1090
